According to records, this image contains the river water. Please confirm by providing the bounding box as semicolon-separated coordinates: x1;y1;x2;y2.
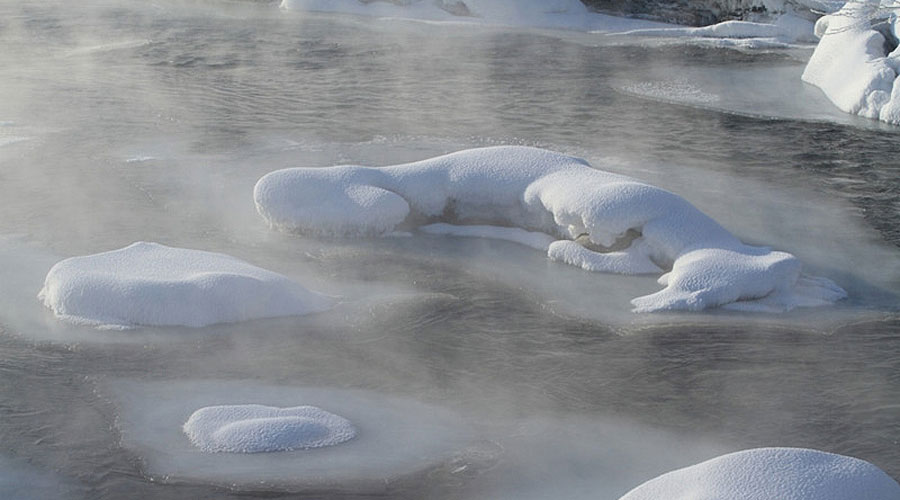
0;1;898;499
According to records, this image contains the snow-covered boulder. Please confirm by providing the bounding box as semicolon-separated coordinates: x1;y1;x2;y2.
254;146;846;313
183;405;356;453
619;447;900;500
38;242;333;328
802;1;900;124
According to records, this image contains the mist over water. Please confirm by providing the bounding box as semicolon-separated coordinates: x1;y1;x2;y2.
1;0;899;498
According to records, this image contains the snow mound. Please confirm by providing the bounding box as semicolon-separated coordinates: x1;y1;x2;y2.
619;447;900;500
254;146;846;313
802;1;900;124
183;405;356;453
38;242;333;328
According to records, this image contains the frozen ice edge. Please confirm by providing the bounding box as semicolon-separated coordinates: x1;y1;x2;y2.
254;146;847;313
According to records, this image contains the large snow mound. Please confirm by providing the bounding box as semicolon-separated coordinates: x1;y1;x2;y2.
254;146;846;313
619;447;900;500
279;0;670;32
184;405;356;453
802;1;900;124
38;242;334;328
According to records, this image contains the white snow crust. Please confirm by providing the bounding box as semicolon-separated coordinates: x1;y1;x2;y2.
619;447;900;500
279;0;670;32
802;1;900;123
183;405;356;453
38;242;333;328
254;146;847;313
614;14;817;45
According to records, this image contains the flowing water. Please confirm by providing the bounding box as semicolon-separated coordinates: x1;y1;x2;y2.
0;0;899;499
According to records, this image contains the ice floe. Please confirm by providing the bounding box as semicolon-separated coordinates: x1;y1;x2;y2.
105;381;474;491
620;447;900;500
38;242;333;328
802;1;900;124
254;146;846;313
184;405;356;453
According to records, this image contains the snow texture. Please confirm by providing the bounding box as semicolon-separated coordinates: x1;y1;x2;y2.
802;0;900;124
619;447;900;500
38;242;334;328
279;0;671;32
254;146;847;313
183;405;356;453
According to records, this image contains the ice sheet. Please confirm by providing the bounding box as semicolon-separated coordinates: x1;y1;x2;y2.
103;380;476;492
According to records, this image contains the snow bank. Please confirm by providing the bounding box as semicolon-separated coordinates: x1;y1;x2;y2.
619;447;900;500
184;405;356;453
802;1;900;123
613;14;817;44
38;242;333;328
254;146;846;313
279;0;669;32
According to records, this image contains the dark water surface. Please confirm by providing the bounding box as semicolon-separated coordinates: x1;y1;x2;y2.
0;0;898;498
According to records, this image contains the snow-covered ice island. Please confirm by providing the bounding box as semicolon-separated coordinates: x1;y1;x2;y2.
620;447;900;500
38;242;334;329
105;381;478;491
254;146;847;313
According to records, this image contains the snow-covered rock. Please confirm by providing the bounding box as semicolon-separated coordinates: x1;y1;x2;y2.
254;146;847;313
38;242;333;328
619;447;900;500
802;1;900;124
183;405;356;453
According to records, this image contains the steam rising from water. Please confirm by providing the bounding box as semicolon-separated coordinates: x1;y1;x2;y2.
0;0;898;498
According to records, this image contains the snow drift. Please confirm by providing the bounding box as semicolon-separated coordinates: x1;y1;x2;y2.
183;405;356;453
254;146;846;313
620;447;900;500
38;242;334;328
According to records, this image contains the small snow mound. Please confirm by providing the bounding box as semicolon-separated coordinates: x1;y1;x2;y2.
38;242;334;328
619;447;900;500
183;405;356;453
254;146;846;313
